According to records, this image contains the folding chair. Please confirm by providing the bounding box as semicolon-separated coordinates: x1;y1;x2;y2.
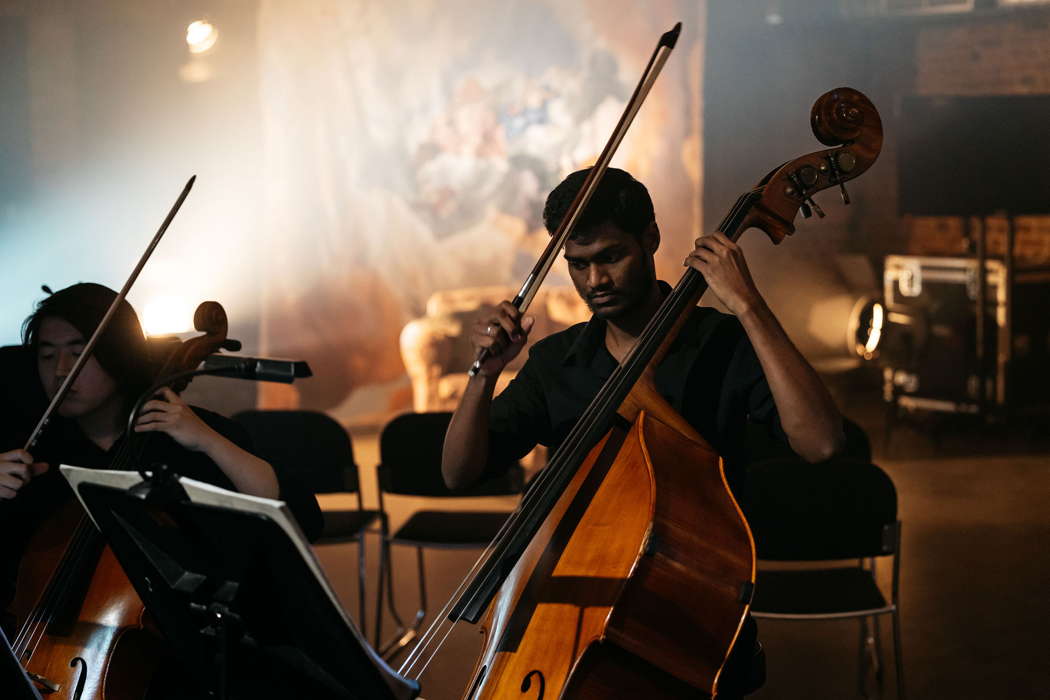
375;411;523;659
747;457;904;699
233;409;384;645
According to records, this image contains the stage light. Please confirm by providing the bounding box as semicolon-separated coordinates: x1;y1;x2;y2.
186;20;218;55
848;296;884;360
141;296;194;337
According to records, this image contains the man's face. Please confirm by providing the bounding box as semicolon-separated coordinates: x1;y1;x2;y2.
563;221;658;320
36;316;120;418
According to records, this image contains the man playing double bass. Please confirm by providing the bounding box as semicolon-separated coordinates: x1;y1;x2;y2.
441;167;845;697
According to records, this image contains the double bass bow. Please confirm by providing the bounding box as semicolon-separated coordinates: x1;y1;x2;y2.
400;83;882;697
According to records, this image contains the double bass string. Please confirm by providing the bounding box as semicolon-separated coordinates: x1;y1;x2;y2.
398;26;685;678
399;193;756;679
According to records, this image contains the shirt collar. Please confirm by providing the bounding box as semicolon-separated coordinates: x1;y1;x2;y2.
560;280;673;367
561;314;607;367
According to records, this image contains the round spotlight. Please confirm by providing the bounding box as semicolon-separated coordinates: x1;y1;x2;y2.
848;296;884;361
186;20;218;55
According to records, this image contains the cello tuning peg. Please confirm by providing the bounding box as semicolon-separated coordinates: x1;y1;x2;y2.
800;201;812;219
839;181;851;205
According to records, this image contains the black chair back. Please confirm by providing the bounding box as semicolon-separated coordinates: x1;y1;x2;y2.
233;409;360;495
377;412;523;497
747;458;897;561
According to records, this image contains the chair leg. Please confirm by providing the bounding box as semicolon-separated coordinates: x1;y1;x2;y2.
858;616;871;698
378;545;430;662
357;532;368;643
378;538;420;660
415;546;428;629
871;614;885;689
372;517;389;650
892;608;905;700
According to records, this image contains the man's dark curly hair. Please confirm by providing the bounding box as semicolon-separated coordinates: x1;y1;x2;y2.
542;167;655;239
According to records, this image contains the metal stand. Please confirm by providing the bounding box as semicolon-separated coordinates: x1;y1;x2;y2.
68;469;419;700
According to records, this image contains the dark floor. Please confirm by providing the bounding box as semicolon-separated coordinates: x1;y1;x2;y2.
315;387;1050;699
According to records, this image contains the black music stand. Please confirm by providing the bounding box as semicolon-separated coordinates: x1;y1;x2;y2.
62;466;419;700
1;626;43;700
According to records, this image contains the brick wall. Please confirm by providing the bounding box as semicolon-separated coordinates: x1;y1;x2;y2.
904;215;1050;263
903;12;1050;258
916;14;1050;94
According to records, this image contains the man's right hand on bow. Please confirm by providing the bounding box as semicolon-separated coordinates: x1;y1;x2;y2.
471;301;535;377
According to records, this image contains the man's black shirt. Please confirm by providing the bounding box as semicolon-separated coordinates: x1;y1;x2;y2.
488;289;787;506
485;286;781;696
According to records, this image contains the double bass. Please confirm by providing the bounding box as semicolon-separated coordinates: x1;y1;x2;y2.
394;76;882;700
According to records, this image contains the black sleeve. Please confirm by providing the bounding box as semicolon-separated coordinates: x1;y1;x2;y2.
486;350;553;476
718;330;792;465
173;409;324;542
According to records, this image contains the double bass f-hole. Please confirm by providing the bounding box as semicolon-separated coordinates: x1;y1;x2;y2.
69;657;88;700
520;670;546;698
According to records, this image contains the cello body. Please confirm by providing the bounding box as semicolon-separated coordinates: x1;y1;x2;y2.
467;381;754;699
12;501;160;699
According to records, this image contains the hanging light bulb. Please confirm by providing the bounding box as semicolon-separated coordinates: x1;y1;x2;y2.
186;20;219;55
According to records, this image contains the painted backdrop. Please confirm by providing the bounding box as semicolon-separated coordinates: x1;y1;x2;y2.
256;0;704;424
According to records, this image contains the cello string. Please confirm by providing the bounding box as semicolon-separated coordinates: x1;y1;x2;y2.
17;363;172;659
401;195;754;676
18;401;147;654
16;514;95;656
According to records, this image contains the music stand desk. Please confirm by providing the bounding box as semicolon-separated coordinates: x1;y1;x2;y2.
62;465;419;700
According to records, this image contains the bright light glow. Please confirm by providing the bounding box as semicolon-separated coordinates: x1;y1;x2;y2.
141;296;194;336
186;20;219;54
864;302;884;357
178;59;214;84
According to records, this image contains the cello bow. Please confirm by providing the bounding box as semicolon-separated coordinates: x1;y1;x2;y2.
23;175;196;452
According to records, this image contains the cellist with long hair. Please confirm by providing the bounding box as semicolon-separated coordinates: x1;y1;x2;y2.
0;282;323;696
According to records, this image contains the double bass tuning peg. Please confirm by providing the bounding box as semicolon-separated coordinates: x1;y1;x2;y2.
823;151;854;205
787;172;825;219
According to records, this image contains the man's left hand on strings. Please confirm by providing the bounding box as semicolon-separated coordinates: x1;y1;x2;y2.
684;232;764;317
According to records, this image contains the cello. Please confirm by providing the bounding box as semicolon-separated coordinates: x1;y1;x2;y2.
10;298;238;699
3;177;236;698
398;85;882;697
